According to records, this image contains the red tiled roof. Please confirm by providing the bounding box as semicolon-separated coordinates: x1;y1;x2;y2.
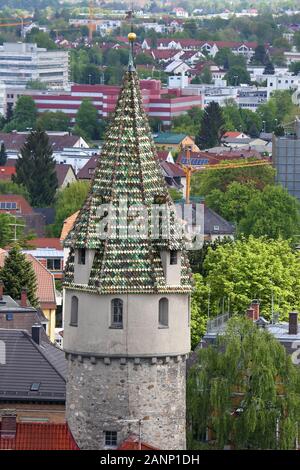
160;161;185;177
27;238;62;250
0;423;79;450
25;254;56;309
0;194;33;214
60;211;79;242
77;155;99;180
0;166;16;180
223;131;245;138
157;151;170;161
151;49;179;60
117;435;158;450
0;132;82;152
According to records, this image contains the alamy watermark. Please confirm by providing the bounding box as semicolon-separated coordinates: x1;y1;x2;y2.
0;340;5;365
94;200;205;250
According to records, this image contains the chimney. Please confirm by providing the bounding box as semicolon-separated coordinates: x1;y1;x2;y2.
32;324;41;345
0;410;17;438
0;280;3;301
250;299;260;321
289;312;298;335
247;308;255;321
20;288;27;308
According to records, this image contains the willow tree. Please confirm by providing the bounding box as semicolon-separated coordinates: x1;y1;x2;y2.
187;316;300;450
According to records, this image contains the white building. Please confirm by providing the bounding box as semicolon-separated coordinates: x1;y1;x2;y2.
0;42;69;88
267;74;299;98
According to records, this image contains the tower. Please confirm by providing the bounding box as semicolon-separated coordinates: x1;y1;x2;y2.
63;33;192;450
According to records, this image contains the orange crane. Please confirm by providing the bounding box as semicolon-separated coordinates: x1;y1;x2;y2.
179;147;271;203
88;0;96;42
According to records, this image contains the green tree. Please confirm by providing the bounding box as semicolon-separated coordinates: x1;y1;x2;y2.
187;316;300;449
52;181;90;237
0;180;29;200
4;96;37;132
203;236;300;320
0;245;38;307
294;31;300;52
225;66;251;85
74;100;100;141
37;111;70;132
239;185;300;241
251;44;269;65
205;182;258;225
191;159;275;197
26;79;47;90
263;61;275;74
289;61;300;76
13;129;58;206
196;102;225;149
0;143;7;165
190;273;210;349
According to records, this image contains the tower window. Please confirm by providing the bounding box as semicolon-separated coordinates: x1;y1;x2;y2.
111;298;123;328
159;297;169;328
70;296;78;326
170;250;178;265
104;431;117;447
78;248;86;265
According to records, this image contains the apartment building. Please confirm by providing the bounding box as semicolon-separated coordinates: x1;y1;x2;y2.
0;42;69;88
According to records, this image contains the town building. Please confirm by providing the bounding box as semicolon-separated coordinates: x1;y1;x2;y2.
0;327;66;424
22;248;64;281
153;132;200;152
272;118;300;200
62;35;192;450
0;42;69;88
0;194;46;237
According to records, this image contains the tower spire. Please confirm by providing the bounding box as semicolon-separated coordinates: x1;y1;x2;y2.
127;31;136;72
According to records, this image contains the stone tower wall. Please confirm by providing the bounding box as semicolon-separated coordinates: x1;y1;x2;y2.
66;354;187;450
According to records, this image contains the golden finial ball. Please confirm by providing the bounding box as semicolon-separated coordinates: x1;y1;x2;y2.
128;32;136;42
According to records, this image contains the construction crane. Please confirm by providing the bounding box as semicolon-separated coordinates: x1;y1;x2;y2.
88;0;96;42
179;147;271;203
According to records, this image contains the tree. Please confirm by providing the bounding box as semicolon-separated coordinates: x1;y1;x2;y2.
225;66;251;85
51;181;90;237
203;236;300;320
0;245;38;307
239;185;300;241
263;61;275;75
294;31;300;52
74;100;100;141
214;48;246;70
205;182;258;225
26;79;47;90
0;180;29;200
190;273;209;350
4;96;37;132
13;129;58;207
251;44;269;65
191;159;275;197
289;61;300;76
0;143;7;165
37;111;70;132
187;316;300;449
196;102;225;149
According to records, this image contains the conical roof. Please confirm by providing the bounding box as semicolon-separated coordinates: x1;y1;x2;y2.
64;41;192;295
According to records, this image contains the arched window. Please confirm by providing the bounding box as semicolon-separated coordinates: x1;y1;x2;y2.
159;298;169;328
70;296;78;326
111;298;123;328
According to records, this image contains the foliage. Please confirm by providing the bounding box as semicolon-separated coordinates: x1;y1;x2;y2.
187;316;300;449
251;44;269;65
13;129;58;206
51;181;90;237
36;111;70;132
203;236;300;320
0;245;38;307
169;188;183;201
26;79;47;90
239;185;300;241
172;107;203;135
191;159;275;197
225;65;251;85
190;273;209;349
263;61;275;75
3;96;37;132
74;99;101;141
195;102;225;149
0;180;29;200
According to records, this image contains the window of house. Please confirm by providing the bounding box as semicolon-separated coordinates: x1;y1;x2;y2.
46;258;61;271
213;225;220;231
78;248;86;265
170;250;178;265
6;313;13;321
159;298;169;328
111;298;123;328
104;431;117;447
70;296;78;326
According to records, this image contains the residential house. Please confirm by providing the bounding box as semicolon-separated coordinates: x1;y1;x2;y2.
55;164;77;189
0;328;67;425
0;194;45;237
0;248;57;342
153;133;200;152
22;248;64;281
